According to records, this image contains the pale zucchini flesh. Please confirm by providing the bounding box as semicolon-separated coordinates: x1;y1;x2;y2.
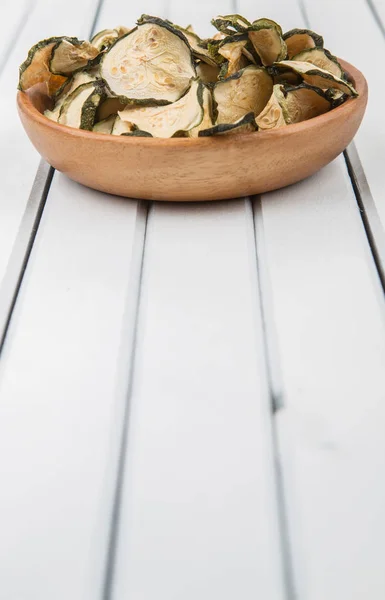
58;81;106;130
189;86;214;137
50;38;99;75
101;17;196;103
93;114;117;133
256;86;287;129
283;28;324;59
247;19;287;66
213;65;273;125
291;48;344;79
118;79;204;138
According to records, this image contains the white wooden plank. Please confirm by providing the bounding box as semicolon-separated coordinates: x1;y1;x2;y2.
239;0;385;597
0;2;156;599
0;177;142;599
111;200;286;600
0;0;97;285
259;158;385;600
302;0;385;227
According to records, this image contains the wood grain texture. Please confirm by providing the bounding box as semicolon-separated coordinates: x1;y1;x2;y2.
17;60;367;201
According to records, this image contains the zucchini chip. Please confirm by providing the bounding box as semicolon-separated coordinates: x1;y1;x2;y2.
101;16;195;104
93;114;117;134
325;88;348;108
118;79;204;138
211;14;252;35
279;83;332;123
275;61;358;96
196;61;220;84
91;27;131;51
214;65;273;125
292;48;344;78
58;81;106;130
256;86;287;130
283;28;324;59
174;25;218;66
218;35;249;77
247;19;287;66
50;38;99;75
44;71;97;121
198;112;257;136
19;37;68;93
189;86;214;137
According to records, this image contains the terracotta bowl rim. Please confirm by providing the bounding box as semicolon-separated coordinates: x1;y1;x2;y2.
17;58;367;148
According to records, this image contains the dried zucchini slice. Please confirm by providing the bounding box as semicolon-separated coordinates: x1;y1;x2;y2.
101;16;195;104
292;48;343;78
218;35;249;77
275;61;358;96
118;79;204;138
196;61;220;84
44;71;97;122
211;14;252;35
112;115;135;135
58;81;106;130
174;25;218;66
279;83;332;123
19;37;68;93
325;88;348;108
283;28;324;59
198;112;257;136
93;114;117;134
256;86;287;130
268;66;302;85
91;27;131;51
214;65;273;125
247;19;287;66
97;96;128;120
50;39;99;75
189;86;214;137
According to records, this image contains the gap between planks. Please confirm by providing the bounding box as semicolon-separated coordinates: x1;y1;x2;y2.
250;196;298;600
101;200;150;600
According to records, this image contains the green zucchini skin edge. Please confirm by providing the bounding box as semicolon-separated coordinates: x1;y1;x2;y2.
49;39;101;77
58;81;106;131
18;36;79;90
282;28;324;48
291;47;344;79
121;130;153;137
198;111;257;136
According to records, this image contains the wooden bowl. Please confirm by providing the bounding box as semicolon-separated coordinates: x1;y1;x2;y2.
17;59;367;202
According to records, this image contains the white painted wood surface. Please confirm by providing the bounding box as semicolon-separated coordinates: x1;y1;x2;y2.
303;0;385;228
0;0;97;285
111;200;285;600
240;0;385;597
0;0;384;599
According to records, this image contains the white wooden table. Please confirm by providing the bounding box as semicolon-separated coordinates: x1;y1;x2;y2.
0;0;385;598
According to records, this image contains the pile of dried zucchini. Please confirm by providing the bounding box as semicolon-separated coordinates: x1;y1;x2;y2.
18;14;358;137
